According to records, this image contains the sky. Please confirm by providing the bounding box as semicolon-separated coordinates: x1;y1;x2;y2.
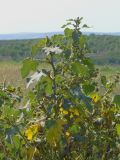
0;0;120;33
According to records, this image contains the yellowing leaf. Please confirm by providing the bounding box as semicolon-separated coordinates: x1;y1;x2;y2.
70;114;74;119
90;93;100;103
63;110;69;115
60;107;69;115
26;147;37;160
46;119;65;145
65;132;70;137
69;108;79;116
25;124;39;140
59;107;63;112
116;124;120;136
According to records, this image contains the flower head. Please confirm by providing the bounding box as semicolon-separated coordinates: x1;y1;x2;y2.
43;46;62;55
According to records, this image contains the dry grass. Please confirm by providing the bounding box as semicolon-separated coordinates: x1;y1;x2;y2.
0;61;24;87
0;62;119;94
0;61;50;88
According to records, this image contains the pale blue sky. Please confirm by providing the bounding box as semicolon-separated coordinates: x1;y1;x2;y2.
0;0;120;33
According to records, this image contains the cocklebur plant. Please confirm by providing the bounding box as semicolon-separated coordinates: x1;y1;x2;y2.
20;17;120;159
0;17;119;160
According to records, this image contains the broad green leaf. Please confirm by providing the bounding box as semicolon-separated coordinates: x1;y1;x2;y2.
55;74;63;84
12;136;21;149
113;95;120;106
31;45;38;56
4;106;20;120
116;124;120;136
5;127;18;144
101;76;107;87
69;124;80;134
51;34;64;46
82;84;95;95
79;35;86;48
64;28;73;37
40;76;53;95
46;119;65;145
45;119;56;129
21;58;39;78
64;49;71;59
38;38;46;48
71;61;89;76
72;30;79;41
83;58;94;71
63;99;72;109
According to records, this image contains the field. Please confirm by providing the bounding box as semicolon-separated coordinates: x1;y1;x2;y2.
0;61;120;93
0;61;51;88
0;61;23;86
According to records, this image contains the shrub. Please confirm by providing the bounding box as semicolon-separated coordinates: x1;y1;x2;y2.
0;17;120;160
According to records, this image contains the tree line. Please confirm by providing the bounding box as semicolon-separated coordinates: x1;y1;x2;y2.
0;34;120;65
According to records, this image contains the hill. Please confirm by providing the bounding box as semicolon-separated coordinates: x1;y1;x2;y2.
0;34;120;64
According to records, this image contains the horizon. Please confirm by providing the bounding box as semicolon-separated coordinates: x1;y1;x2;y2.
0;31;120;35
0;31;120;41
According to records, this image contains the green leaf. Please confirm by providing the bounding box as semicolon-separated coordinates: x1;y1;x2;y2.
79;35;86;48
113;95;120;106
61;24;67;28
45;119;56;129
38;38;46;48
37;76;53;95
7;85;16;93
69;124;80;134
12;136;21;149
46;119;65;145
82;84;95;95
21;58;39;78
71;61;89;76
64;28;73;37
101;76;107;87
64;49;71;59
82;24;89;28
44;77;53;95
83;58;94;70
55;74;63;84
51;34;64;46
31;45;38;56
72;31;79;41
67;18;73;22
116;124;120;136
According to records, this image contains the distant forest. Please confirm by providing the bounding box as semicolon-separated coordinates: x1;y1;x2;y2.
0;34;120;65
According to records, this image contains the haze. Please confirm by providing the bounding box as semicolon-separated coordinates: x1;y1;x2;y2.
0;0;120;33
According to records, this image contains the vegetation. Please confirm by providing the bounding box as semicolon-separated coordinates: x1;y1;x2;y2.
87;34;120;65
0;17;120;159
0;33;120;65
0;40;36;61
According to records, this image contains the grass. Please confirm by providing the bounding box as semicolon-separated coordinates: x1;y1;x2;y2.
98;65;120;76
0;61;51;88
0;62;120;94
0;61;23;87
97;65;120;95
